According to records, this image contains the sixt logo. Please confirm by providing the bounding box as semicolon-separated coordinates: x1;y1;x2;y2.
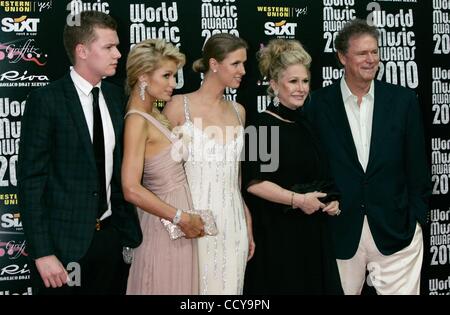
264;20;297;37
1;213;23;230
1;16;40;33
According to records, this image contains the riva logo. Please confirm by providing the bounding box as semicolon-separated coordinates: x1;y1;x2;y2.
0;70;49;82
0;263;30;276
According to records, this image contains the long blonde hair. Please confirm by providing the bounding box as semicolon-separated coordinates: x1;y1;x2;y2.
126;39;185;129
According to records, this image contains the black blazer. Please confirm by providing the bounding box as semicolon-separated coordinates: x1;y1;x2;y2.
18;73;142;264
305;80;431;259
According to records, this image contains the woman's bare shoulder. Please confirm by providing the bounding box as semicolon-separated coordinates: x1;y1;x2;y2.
234;101;246;113
163;94;186;125
233;101;246;123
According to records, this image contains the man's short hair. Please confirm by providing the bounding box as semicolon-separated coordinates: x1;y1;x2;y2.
63;10;117;65
334;18;379;55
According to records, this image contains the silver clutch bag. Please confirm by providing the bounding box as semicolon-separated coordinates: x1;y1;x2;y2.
160;209;218;240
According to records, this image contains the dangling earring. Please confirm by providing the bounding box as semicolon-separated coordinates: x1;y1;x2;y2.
139;81;148;101
273;90;280;107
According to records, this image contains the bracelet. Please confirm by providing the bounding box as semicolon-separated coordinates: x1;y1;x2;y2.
291;192;295;209
172;209;182;225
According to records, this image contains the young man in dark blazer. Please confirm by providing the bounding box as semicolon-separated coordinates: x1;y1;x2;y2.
17;11;142;294
306;19;430;294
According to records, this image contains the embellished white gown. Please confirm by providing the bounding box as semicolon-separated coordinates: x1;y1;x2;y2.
177;96;248;295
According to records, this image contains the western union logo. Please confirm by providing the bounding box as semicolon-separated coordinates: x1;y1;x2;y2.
257;6;291;17
0;1;32;12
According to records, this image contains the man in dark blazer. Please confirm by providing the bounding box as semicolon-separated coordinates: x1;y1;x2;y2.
306;19;430;294
17;11;142;294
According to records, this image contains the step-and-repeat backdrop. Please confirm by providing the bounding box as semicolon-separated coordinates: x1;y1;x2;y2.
0;0;449;295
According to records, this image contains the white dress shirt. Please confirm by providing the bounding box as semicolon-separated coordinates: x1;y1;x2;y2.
70;69;115;219
340;77;374;172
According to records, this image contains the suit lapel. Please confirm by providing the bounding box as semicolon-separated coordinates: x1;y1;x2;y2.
324;84;363;172
366;81;394;173
63;74;96;170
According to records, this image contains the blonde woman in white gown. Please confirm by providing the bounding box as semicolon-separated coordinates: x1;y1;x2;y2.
164;33;255;295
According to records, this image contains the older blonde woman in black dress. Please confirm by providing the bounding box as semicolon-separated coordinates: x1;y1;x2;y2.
243;39;343;294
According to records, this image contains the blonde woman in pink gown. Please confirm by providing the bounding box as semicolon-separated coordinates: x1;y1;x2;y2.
122;39;204;295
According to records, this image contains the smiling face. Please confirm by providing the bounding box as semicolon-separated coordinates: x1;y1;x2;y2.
213;48;247;88
271;63;310;109
338;34;379;87
141;58;178;102
80;27;121;82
